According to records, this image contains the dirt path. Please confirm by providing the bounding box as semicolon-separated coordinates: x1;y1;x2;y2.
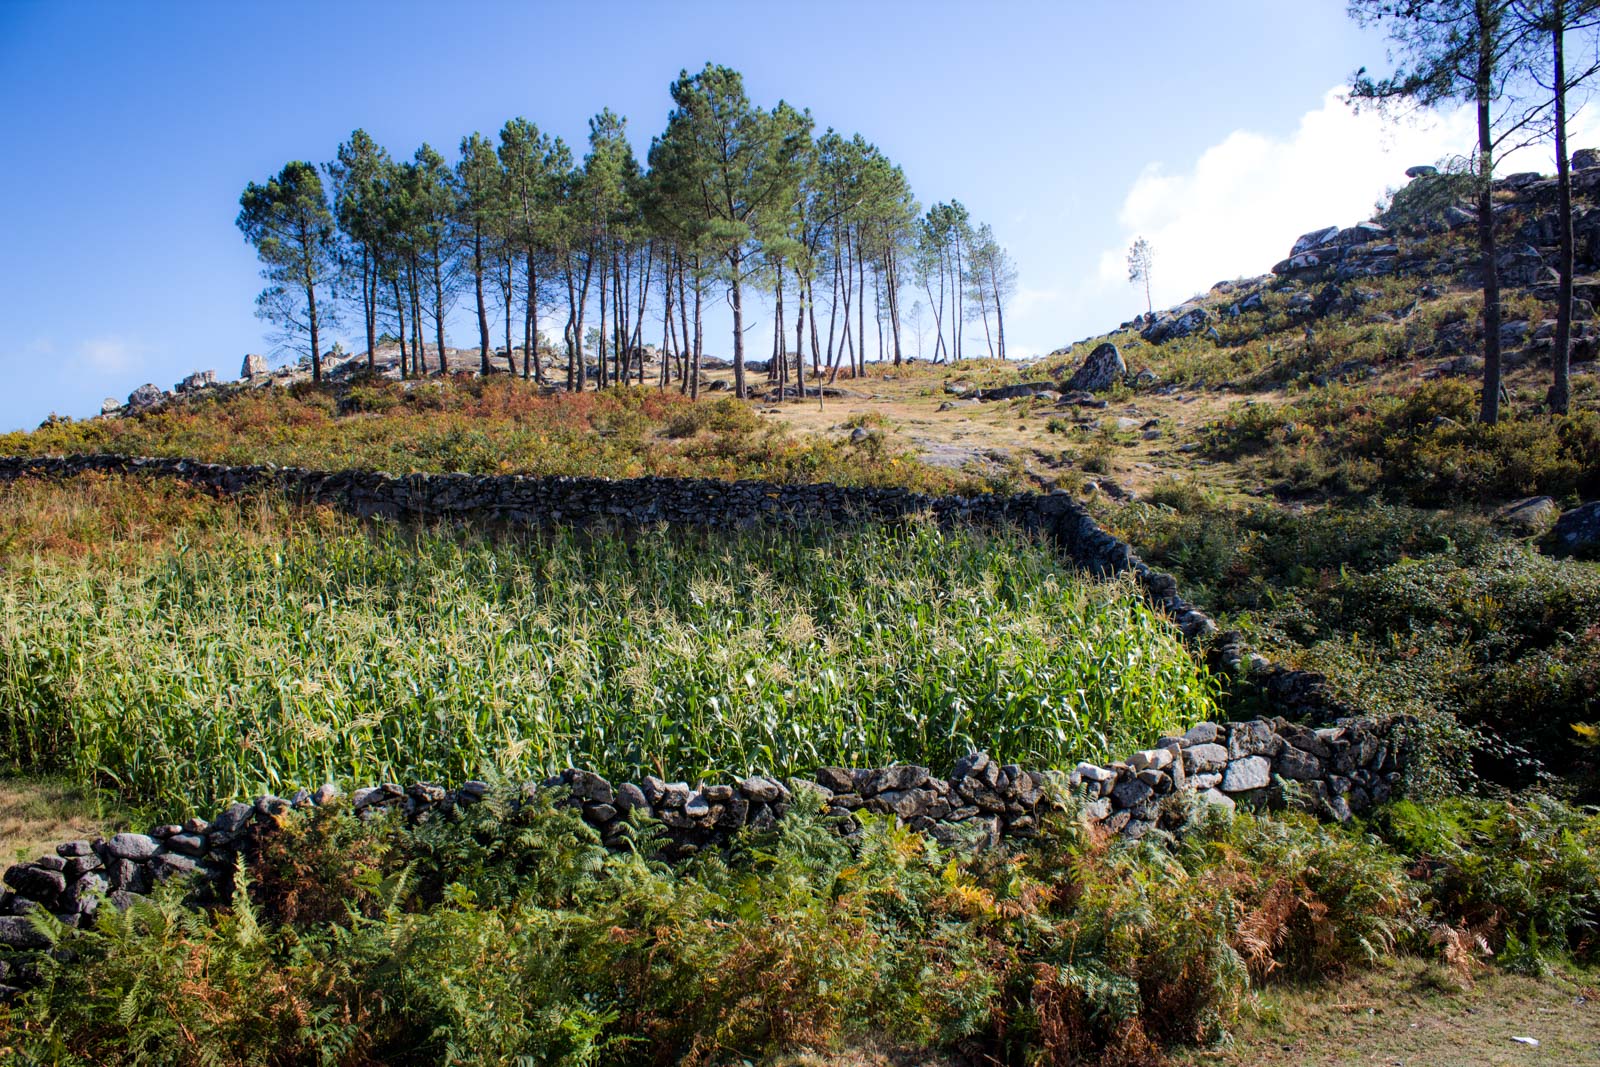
1173;959;1599;1067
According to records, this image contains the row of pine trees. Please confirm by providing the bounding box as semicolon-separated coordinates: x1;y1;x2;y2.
236;63;1017;399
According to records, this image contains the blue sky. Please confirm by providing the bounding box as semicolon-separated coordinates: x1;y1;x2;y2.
0;0;1564;431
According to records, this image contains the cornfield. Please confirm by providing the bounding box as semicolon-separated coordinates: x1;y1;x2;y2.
0;495;1218;814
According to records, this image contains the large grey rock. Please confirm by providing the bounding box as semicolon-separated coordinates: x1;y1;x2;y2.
1182;743;1230;774
1221;756;1272;793
1064;342;1125;392
241;353;269;379
1551;501;1600;557
1497;245;1553;287
1573;148;1600;171
1497;496;1558;533
126;383;164;409
1405;164;1439;179
1110;777;1153;810
0;915;49;950
176;370;216;393
4;865;66;900
103;833;158;862
100;397;122;415
1274;745;1324;781
1291;226;1340;255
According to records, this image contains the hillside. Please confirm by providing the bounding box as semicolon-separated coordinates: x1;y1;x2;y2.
4;163;1600;1065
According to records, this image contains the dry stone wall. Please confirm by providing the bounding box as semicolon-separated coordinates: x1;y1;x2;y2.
0;715;1408;964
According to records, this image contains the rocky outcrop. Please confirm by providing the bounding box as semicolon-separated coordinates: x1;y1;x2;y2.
241;353;269;379
125;383;164;410
1063;342;1126;392
1140;306;1210;345
1550;501;1600;558
176;370;217;394
976;381;1059;402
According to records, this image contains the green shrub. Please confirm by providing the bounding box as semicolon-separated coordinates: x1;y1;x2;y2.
1370;796;1600;968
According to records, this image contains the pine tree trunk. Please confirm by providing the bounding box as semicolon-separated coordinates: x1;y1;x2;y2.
433;257;449;377
474;229;490;376
730;250;747;399
1553;0;1574;414
795;274;807;399
886;251;903;366
364;249;377;372
392;274;408;380
1477;13;1504;426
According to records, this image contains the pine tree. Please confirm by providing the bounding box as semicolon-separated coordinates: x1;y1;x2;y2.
237;161;338;382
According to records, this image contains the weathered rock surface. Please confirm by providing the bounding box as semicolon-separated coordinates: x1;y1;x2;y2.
1064;342;1126;392
1550;501;1600;557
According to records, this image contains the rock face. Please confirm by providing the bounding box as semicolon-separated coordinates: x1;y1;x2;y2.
99;398;121;416
125;384;163;410
241;354;269;379
1551;501;1600;557
1573;148;1600;171
1064;342;1126;392
1141;307;1210;345
175;370;216;393
1498;496;1559;534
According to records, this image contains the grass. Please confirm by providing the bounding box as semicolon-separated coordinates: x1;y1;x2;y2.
0;475;1218;816
0;377;992;494
1170;957;1600;1067
0;776;125;863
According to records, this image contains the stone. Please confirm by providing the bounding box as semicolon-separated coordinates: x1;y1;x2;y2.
658;782;692;810
1405;164;1439;179
103;833;159;862
1189;773;1222;790
1291;226;1341;256
1181;722;1222;745
0;915;49;950
176;370;216;393
162;833;206;857
1064;342;1126;393
1199;789;1236;813
1221;756;1273;793
738;776;784;803
1128;748;1173;772
814;768;855;794
4;865;66;900
683;792;711;819
126;383;164;409
1227;721;1279;758
211;802;253;834
1111;778;1153;810
312;784;341;805
1182;743;1229;774
100;397;122;415
1551;501;1600;557
151;853;197;881
615;782;649;812
241;353;269;379
1274;745;1324;781
1497;496;1559;533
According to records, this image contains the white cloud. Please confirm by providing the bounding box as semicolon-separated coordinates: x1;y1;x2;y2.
78;336;146;373
1093;88;1600;314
